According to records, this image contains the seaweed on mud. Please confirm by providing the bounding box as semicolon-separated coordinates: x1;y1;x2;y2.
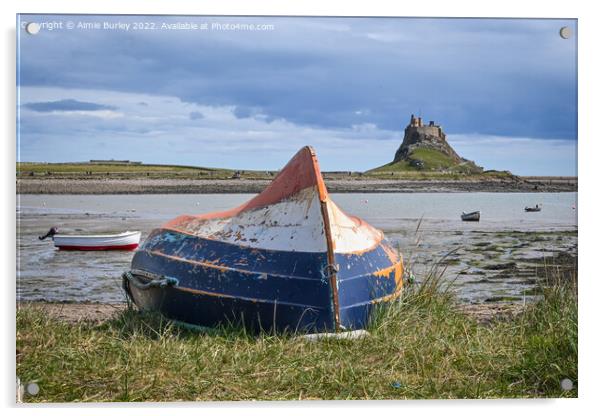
473;242;490;247
482;262;517;271
484;296;522;303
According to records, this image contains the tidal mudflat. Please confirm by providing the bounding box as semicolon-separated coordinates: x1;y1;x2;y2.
17;192;577;304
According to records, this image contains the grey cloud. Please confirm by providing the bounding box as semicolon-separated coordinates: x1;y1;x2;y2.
189;111;204;120
23;99;117;112
17;15;577;139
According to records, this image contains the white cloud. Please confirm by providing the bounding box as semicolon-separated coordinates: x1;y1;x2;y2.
42;109;124;119
18;86;402;170
364;32;406;43
448;134;577;176
18;86;576;175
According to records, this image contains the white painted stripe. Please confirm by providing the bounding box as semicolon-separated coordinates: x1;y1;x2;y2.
174;187;329;252
171;186;382;254
326;200;383;254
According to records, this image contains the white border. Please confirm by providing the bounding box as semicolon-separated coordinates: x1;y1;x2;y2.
3;1;600;415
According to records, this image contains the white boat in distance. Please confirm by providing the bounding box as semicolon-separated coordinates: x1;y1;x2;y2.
39;228;141;251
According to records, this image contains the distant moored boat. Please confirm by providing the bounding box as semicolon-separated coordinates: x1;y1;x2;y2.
39;228;141;250
461;211;480;221
525;204;542;212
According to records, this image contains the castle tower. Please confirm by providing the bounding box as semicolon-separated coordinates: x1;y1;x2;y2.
409;114;418;127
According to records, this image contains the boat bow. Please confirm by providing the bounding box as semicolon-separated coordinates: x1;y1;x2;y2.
127;146;403;332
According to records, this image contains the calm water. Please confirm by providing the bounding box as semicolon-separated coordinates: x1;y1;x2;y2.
17;193;577;303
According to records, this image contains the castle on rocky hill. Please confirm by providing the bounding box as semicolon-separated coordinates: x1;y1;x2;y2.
391;114;482;172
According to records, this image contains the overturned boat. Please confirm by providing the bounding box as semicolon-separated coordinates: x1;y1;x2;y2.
123;146;403;332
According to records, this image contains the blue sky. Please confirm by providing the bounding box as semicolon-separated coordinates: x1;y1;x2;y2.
17;15;577;175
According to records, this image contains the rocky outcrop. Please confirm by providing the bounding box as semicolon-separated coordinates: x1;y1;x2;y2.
392;114;482;172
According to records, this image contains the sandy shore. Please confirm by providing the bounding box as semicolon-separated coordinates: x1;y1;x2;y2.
18;302;128;324
17;177;577;194
18;301;524;326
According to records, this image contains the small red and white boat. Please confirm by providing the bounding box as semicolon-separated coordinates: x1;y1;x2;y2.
39;228;141;251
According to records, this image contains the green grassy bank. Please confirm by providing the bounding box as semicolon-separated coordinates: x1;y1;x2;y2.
16;162;239;179
17;161;519;181
16;272;577;402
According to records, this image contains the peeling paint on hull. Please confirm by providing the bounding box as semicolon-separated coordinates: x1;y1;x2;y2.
124;146;403;332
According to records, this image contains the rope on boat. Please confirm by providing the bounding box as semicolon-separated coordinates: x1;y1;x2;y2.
320;263;339;284
122;270;179;290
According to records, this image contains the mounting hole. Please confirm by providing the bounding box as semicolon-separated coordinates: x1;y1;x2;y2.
559;26;571;39
26;382;39;396
25;22;41;35
560;378;573;391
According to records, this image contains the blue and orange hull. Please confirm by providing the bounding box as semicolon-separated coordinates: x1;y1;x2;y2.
123;146;403;333
124;228;402;332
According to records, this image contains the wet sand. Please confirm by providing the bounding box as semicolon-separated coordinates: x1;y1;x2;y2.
17;177;577;194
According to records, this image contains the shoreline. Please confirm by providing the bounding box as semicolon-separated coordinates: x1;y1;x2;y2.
17;301;524;326
17;177;577;194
